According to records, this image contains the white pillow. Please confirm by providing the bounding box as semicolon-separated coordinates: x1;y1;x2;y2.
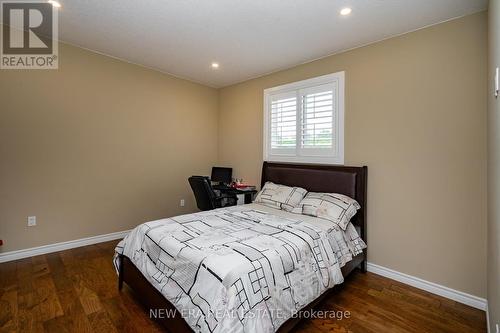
254;182;307;212
298;192;360;230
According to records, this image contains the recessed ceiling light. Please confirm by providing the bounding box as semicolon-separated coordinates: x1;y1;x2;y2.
48;0;61;8
340;7;352;16
211;62;219;69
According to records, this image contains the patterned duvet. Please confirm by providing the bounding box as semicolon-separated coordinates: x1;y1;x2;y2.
114;203;366;333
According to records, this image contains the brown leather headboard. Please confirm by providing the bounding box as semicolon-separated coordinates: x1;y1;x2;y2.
261;162;367;243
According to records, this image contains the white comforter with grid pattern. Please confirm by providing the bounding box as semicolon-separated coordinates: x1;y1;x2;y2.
114;203;365;333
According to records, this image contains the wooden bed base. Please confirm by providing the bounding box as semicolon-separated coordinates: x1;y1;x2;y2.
118;162;368;333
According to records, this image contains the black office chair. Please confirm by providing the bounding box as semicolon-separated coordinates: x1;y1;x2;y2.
188;176;237;211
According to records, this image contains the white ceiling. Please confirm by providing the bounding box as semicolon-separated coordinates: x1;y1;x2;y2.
51;0;488;87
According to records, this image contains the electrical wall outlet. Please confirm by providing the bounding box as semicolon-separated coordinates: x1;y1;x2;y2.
27;216;36;227
180;199;185;207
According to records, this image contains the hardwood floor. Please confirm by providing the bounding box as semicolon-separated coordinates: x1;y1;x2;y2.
0;240;486;333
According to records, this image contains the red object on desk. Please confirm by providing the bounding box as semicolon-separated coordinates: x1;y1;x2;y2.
234;184;251;188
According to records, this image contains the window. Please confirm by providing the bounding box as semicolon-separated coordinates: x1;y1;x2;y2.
263;72;344;164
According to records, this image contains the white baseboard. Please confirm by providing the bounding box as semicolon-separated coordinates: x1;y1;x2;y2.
367;262;487;311
0;230;130;263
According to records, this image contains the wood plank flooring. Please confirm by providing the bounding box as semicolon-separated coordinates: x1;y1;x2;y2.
0;240;486;333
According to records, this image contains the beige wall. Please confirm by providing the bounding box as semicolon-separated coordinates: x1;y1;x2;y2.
0;12;489;301
488;0;500;330
218;13;487;297
0;42;219;252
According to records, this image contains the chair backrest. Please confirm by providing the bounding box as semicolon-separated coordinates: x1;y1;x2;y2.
188;176;217;211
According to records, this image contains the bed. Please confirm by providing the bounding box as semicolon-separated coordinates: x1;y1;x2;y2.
115;162;367;333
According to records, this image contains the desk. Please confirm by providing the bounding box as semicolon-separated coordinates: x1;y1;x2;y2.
213;185;258;205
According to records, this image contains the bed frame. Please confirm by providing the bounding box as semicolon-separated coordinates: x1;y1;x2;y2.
117;162;367;333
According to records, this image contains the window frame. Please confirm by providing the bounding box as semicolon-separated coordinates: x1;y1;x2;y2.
263;71;345;165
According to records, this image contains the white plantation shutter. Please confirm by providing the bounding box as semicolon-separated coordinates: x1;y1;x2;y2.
300;84;335;155
270;92;297;154
264;72;344;164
